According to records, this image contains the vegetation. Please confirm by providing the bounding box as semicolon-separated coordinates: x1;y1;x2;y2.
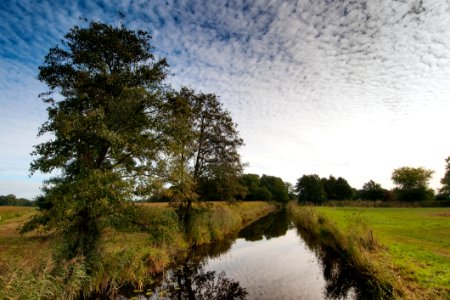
437;156;450;200
287;203;395;299
295;174;327;204
0;194;33;206
358;180;388;201
316;206;450;299
321;175;353;200
0;202;276;299
162;87;245;208
392;167;435;202
237;173;290;203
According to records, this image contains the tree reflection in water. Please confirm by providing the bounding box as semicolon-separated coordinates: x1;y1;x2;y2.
120;209;392;299
167;261;247;300
295;228;392;300
238;208;290;241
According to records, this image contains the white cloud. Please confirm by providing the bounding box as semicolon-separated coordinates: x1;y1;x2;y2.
1;0;450;197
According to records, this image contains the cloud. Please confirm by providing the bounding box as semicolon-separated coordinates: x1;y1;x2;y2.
1;0;450;197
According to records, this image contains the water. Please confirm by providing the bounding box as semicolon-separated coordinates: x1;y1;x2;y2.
119;209;382;299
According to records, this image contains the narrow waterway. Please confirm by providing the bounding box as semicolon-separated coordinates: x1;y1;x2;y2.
119;209;375;299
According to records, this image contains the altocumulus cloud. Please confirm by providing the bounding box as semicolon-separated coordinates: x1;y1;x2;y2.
1;0;450;197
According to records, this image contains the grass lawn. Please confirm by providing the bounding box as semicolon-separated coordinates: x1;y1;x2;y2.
317;207;450;296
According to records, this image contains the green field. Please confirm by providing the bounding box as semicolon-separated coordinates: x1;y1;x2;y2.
317;207;450;297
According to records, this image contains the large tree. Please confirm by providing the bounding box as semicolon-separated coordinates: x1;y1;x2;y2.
295;174;327;204
23;21;168;262
391;167;434;201
162;88;244;206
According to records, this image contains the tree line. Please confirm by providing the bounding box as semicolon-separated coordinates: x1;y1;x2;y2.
295;159;450;204
0;194;33;206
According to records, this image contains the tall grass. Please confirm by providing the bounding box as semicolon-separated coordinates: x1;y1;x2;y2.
0;201;276;299
287;202;396;299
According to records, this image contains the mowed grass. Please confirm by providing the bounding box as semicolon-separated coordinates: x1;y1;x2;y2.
317;207;450;295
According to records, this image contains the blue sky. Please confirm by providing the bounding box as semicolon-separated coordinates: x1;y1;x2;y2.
1;0;450;198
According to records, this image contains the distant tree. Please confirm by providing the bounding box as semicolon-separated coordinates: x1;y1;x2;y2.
255;186;273;201
321;176;353;200
295;174;327;204
239;174;261;200
260;175;289;203
437;156;450;201
22;21;169;263
360;180;386;201
321;176;337;200
284;182;297;200
335;177;353;200
0;194;33;206
391;167;434;201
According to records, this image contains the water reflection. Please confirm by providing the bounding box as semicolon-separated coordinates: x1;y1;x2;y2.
295;227;392;300
239;208;290;241
119;209;391;299
165;261;247;300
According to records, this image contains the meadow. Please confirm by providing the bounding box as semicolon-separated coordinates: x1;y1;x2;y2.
317;206;450;298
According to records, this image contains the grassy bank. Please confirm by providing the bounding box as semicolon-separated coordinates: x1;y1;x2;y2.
287;202;395;299
0;201;276;299
317;206;450;299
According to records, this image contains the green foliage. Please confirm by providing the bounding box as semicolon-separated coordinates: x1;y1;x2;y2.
321;176;353;200
438;156;450;200
295;174;327;204
238;173;290;202
24;20;168;262
162;88;244;205
359;180;387;201
391;167;434;201
239;174;260;199
260;175;289;203
0;194;33;206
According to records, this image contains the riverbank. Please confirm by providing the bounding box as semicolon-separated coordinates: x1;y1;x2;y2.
317;206;450;299
288;203;450;299
0;201;277;299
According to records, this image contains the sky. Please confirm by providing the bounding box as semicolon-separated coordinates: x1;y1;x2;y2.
1;0;450;199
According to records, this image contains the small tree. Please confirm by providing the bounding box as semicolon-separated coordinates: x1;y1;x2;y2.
391;167;434;201
295;174;327;204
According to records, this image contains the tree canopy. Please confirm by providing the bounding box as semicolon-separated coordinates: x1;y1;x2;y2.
23;21;247;263
25;21;170;261
321;176;353;200
295;174;326;204
360;180;386;201
162;88;244;204
238;173;290;203
391;167;434;201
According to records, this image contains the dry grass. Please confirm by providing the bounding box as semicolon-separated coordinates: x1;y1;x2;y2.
0;201;277;299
